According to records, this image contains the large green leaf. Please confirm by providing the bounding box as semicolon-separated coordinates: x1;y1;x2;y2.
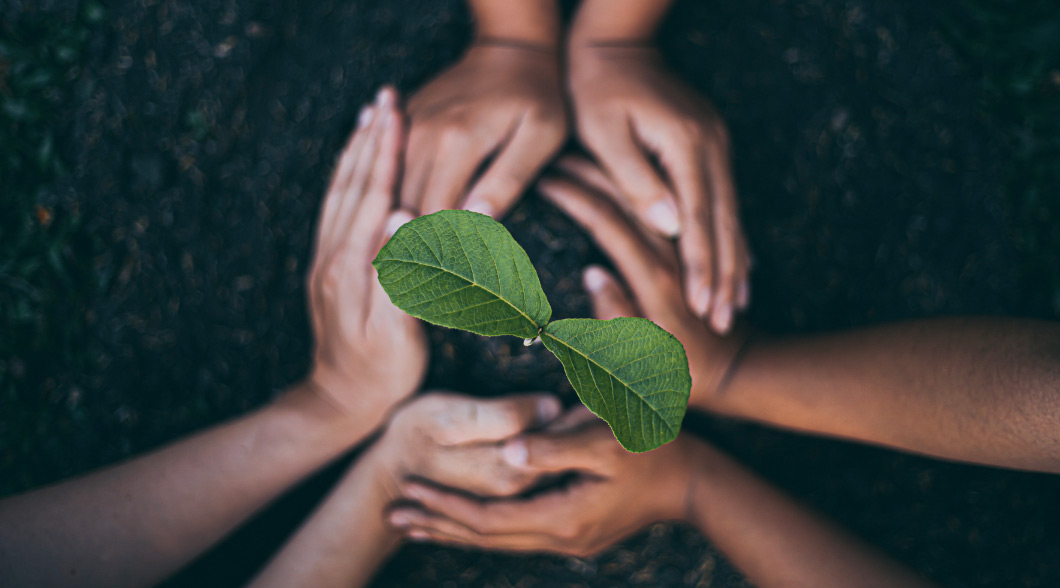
541;318;691;452
373;210;551;339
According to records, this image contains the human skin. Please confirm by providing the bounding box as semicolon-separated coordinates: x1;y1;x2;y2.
0;87;425;588
248;392;562;588
387;411;936;587
568;0;752;333
401;0;566;219
540;157;1060;474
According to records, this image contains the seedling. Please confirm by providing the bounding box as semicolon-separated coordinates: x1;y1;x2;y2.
373;210;691;452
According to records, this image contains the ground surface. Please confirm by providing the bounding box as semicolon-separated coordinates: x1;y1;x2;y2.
3;0;1060;586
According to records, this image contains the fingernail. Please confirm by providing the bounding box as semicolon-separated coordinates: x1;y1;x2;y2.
692;286;712;317
384;210;415;238
463;199;495;217
408;529;429;541
375;87;394;107
536;397;562;424
502;439;528;467
737;281;750;309
714;304;732;333
582;266;610;293
645;199;681;237
358;105;375;129
389;512;410;527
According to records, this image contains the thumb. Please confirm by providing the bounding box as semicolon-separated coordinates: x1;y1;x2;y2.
503;423;617;473
433;393;562;446
583;266;639;320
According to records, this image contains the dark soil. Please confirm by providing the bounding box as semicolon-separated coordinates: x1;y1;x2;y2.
6;0;1060;586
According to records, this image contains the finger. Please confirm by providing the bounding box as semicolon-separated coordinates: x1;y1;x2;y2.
662;145;716;320
400;125;433;214
582;265;638;320
506;424;620;474
402;482;577;536
585;124;680;236
317;104;376;254
370;209;416;310
555;154;622;200
390;508;551;551
545;405;598;432
413;443;539;498
429;393;562;446
705;145;740;333
418;132;484;215
331;96;387;240
463;117;564;218
551;159;675;261
349;88;404;263
538;176;678;314
736;270;751;311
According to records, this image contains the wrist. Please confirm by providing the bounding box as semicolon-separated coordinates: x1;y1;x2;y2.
348;446;404;543
689;328;754;414
569;0;672;49
471;0;560;50
683;439;729;529
277;379;391;449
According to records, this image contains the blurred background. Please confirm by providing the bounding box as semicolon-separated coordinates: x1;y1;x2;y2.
2;0;1059;586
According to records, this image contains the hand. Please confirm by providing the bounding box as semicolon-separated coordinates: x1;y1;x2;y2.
388;407;697;558
366;391;562;500
402;42;568;218
537;159;745;412
567;44;751;332
306;87;427;425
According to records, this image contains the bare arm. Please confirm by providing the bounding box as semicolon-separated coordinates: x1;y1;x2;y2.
689;439;936;588
0;385;376;588
249;392;561;588
388;413;936;588
246;444;399;588
541;159;1060;473
0;88;426;588
709;318;1060;473
468;0;559;46
400;0;565;220
570;0;675;44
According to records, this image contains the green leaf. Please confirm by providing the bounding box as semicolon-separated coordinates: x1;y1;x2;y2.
373;210;551;339
541;318;691;452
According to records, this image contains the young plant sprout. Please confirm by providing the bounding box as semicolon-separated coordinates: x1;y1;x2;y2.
373;210;691;452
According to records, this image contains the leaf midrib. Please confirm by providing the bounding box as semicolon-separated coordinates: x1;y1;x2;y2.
376;256;541;331
541;328;677;437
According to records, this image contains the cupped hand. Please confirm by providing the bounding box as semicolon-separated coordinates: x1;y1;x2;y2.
402;43;568;218
367;391;562;500
388;407;697;558
307;87;427;425
537;159;745;412
567;45;751;333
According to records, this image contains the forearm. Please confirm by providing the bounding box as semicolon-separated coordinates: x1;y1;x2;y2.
702;317;1060;472
570;0;676;45
249;449;400;588
688;440;935;588
0;382;383;588
467;0;560;47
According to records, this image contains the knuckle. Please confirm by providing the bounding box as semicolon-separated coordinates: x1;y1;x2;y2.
492;473;526;496
671;118;707;147
556;520;583;541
